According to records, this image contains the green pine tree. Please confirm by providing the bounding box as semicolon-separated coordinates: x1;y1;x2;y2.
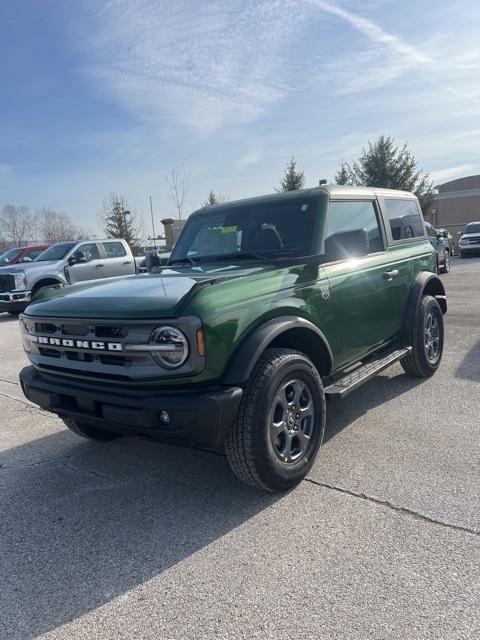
334;161;352;185
335;135;434;211
277;156;305;191
100;194;142;255
202;190;226;207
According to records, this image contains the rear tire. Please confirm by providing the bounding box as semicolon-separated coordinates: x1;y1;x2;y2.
62;417;121;441
225;348;325;492
401;295;444;378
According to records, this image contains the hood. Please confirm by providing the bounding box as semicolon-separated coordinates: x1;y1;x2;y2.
23;264;276;319
0;260;59;274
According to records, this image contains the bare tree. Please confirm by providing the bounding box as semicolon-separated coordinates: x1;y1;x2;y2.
165;168;189;220
0;205;35;246
35;208;86;243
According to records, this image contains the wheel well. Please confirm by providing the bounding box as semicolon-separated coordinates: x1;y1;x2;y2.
31;278;62;295
423;278;447;314
268;328;332;376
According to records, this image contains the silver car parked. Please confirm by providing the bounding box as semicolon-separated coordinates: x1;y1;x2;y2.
0;239;136;315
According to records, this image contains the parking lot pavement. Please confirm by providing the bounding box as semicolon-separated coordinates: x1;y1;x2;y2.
1;258;479;640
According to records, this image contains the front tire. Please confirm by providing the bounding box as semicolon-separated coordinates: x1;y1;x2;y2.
62;417;121;441
401;295;444;378
225;348;325;492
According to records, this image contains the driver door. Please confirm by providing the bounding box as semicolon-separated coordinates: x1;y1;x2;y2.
68;243;104;283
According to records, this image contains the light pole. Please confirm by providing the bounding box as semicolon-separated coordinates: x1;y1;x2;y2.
122;209;131;238
149;196;157;254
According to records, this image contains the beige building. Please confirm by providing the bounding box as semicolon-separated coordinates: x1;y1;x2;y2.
425;174;480;235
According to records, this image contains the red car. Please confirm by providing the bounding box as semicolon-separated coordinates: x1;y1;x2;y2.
0;245;49;265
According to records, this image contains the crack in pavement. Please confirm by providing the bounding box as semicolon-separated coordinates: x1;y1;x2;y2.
305;477;480;538
0;390;51;416
0;377;19;386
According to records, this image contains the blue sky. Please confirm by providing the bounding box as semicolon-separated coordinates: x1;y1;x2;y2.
1;0;480;233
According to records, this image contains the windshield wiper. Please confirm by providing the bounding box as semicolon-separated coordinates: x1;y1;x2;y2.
213;252;267;262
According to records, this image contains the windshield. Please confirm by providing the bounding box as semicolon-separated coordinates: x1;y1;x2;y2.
464;223;480;234
0;248;23;264
34;242;77;262
170;197;318;264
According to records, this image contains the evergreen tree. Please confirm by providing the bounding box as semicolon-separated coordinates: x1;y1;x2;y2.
202;190;226;207
277;156;305;191
334;161;352;186
335;135;434;211
100;193;142;255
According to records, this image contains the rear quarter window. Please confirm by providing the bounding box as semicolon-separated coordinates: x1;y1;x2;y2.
384;199;424;240
102;242;127;258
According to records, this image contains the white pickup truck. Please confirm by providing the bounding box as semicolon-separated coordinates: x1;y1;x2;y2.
0;239;136;315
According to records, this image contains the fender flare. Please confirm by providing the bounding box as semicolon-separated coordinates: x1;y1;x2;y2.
222;316;334;386
403;272;447;341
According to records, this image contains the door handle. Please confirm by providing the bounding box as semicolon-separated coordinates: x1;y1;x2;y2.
96;263;105;268
383;269;399;281
123;261;132;265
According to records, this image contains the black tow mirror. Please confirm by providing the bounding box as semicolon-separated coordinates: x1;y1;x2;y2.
325;229;370;260
70;251;86;264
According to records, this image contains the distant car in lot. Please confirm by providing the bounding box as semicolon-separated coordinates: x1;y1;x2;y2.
437;228;455;256
0;239;136;315
425;222;450;273
0;245;48;265
459;222;480;258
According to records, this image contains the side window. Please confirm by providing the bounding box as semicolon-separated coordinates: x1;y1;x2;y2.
74;243;100;262
325;201;384;257
384;199;424;240
27;249;44;260
102;241;127;258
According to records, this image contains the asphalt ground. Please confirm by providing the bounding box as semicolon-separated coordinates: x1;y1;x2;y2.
0;257;479;639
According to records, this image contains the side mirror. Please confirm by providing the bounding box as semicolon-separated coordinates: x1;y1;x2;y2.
325;229;370;261
21;256;32;263
74;250;87;264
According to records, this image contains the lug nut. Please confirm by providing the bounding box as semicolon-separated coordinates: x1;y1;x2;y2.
159;411;170;425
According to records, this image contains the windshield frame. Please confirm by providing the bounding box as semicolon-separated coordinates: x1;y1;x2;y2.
170;194;324;265
34;242;78;262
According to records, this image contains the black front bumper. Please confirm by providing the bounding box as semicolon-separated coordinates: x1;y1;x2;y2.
20;366;243;451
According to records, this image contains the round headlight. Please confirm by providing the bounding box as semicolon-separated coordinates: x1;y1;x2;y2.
149;326;189;368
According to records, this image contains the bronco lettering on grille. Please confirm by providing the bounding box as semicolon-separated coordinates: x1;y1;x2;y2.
32;336;123;351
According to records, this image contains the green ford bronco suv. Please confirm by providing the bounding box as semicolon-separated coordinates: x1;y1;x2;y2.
19;186;446;491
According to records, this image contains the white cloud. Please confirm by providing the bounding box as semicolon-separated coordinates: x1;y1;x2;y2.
430;164;476;183
236;150;263;169
78;0;312;133
309;0;431;64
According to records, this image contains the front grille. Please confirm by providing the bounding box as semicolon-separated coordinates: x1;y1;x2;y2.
0;274;15;293
22;315;160;381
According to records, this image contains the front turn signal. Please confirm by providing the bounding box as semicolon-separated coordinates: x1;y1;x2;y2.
196;328;206;357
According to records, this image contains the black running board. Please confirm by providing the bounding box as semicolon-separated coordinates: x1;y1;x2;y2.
324;347;412;399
